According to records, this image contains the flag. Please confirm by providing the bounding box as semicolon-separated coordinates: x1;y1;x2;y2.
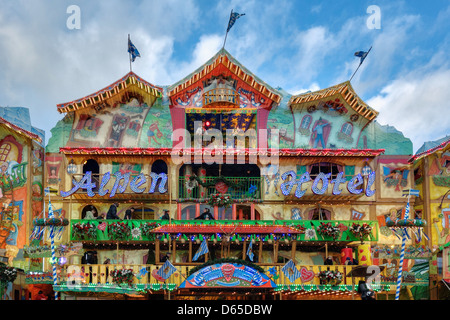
136;267;148;280
281;259;301;283
227;11;245;32
128;37;141;62
193;239;209;261
157;260;177;280
402;189;420;197
292;208;301;220
246;240;254;261
354;51;368;64
350;47;372;81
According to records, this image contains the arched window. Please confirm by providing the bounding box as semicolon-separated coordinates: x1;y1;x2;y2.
305;208;332;220
340;122;353;135
81;204;98;219
300;115;312;129
83;159;99;190
151;159;168;174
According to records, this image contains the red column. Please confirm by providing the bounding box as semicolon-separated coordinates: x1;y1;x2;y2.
232;204;237;220
196;203;200;219
250;203;255;220
177;203;182;220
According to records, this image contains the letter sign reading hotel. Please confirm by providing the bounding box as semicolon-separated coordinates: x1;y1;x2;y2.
60;171;168;198
280;170;375;198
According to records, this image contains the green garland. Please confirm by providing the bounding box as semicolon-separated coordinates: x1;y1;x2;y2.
33;217;69;227
108;222;131;241
188;258;265;276
0;263;17;285
208;193;233;208
72;221;97;240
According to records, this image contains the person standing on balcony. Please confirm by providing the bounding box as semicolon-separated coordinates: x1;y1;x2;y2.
84;206;96;219
124;207;134;220
195;208;215;220
106;203;120;219
96;213;105;220
161;210;170;220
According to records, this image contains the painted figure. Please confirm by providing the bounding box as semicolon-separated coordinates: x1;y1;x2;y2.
312;118;330;148
109;117;127;147
147;121;162;146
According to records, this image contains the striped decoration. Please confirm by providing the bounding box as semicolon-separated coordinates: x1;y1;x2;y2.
395;201;410;300
48;201;59;300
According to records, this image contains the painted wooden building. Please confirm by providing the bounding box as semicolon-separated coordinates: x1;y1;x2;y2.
410;136;450;299
38;49;428;300
0;107;45;300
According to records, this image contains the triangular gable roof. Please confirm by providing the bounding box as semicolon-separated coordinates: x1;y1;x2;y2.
288;81;378;121
167;48;282;104
411;135;450;162
57;72;163;113
0;116;42;143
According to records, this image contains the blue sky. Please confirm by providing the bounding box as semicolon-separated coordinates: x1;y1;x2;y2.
0;0;449;153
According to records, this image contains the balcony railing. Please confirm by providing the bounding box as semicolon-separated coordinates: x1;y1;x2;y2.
178;176;262;200
70;219;378;242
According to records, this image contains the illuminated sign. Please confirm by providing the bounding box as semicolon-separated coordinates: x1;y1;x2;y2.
280;170;375;198
60;171;168;198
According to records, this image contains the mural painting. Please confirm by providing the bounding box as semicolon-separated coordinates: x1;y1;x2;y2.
139;97;173;148
67;97;174;149
291;97;365;149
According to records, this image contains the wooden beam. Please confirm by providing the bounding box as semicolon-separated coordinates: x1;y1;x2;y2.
155;239;160;264
291;240;297;261
188;240;192;262
259;240;263;263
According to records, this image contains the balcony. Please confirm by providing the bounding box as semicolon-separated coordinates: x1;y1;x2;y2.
53;263;390;298
202;88;240;108
58;219;384;298
178;176;262;201
69;219;378;243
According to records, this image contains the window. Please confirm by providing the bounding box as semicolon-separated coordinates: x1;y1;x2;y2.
341;122;353;135
82;159;99;191
306;208;332;220
151;160;168;174
300;115;312;129
309;162;342;180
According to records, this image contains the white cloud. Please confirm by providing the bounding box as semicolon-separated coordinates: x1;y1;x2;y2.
171;34;223;81
289;83;321;96
367;66;450;153
291;26;337;83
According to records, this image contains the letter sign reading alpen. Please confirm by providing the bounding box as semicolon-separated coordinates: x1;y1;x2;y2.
60;171;168;198
280;170;375;198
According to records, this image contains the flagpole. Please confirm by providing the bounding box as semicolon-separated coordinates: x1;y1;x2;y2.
350;46;372;82
222;9;233;49
128;34;132;72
